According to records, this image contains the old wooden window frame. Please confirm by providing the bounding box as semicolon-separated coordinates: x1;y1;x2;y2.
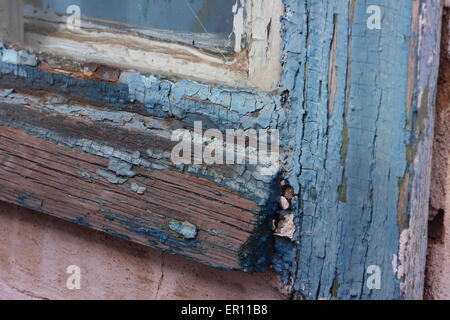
8;0;283;91
0;0;445;300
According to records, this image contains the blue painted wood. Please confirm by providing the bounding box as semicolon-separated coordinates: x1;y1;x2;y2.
0;0;444;299
273;0;443;299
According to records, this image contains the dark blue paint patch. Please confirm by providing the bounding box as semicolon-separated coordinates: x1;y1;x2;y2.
102;228;132;241
65;216;92;228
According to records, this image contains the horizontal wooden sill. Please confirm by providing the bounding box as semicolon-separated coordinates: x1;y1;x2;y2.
0;83;279;271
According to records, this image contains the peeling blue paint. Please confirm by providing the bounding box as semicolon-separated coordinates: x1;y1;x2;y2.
102;228;132;241
65;217;92;228
108;158;137;177
1;49;37;66
169;219;198;240
130;182;147;195
273;0;439;300
0;0;440;297
96;169;128;184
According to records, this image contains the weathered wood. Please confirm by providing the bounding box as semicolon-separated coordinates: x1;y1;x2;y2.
0;89;274;271
272;0;444;300
0;0;444;300
0;43;285;271
0;0;23;44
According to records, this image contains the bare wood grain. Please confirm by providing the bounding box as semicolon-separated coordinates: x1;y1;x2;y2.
0;99;264;270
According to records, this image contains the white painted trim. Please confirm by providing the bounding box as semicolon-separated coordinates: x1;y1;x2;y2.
0;0;24;44
248;0;283;93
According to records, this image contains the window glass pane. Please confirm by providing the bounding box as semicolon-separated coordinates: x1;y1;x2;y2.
24;0;236;39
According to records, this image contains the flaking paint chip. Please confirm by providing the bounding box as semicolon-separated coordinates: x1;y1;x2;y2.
130;182;146;195
169;220;198;240
280;196;290;210
275;214;295;240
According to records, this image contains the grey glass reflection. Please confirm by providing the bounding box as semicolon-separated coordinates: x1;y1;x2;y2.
24;0;236;38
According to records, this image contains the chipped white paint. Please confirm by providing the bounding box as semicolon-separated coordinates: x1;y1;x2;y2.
24;29;244;87
232;0;245;53
248;0;283;92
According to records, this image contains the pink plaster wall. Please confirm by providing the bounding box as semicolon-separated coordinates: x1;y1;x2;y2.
0;201;287;300
425;6;450;301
